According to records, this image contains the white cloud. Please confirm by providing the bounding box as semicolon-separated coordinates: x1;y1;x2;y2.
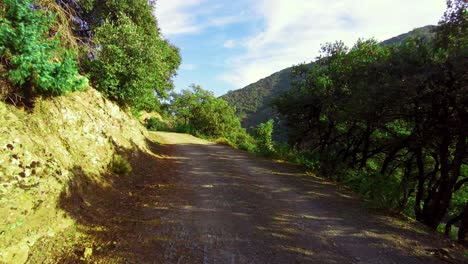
209;15;244;28
220;0;446;89
223;39;236;48
155;0;204;36
155;0;245;36
180;64;197;71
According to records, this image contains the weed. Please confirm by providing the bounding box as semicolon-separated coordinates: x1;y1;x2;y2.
110;154;132;176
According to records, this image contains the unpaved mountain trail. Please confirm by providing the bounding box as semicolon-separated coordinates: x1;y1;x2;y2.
49;132;464;263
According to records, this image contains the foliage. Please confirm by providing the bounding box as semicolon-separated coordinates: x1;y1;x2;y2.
254;119;274;154
214;137;236;148
237;141;257;152
170;85;255;148
221;26;436;142
110;154;132;176
67;0;160;37
0;0;86;105
273;0;467;243
174;123;194;134
87;15;180;111
145;117;171;131
47;0;181;111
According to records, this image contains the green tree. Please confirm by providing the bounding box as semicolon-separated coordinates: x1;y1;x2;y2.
56;0;181;111
274;0;467;243
0;0;86;106
170;85;254;147
73;0;160;36
88;15;180;110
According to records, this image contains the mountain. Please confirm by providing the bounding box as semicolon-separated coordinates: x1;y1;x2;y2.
221;67;293;140
380;25;437;46
221;25;437;141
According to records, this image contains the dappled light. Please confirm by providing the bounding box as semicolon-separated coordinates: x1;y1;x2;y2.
50;132;466;263
1;0;465;262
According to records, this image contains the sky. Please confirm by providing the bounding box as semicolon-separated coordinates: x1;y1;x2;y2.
155;0;447;97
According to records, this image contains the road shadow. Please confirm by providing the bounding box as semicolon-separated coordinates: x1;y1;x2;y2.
48;136;465;263
151;142;465;264
51;137;186;262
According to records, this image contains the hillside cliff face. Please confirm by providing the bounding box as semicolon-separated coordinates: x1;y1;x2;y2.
0;89;148;263
221;25;436;141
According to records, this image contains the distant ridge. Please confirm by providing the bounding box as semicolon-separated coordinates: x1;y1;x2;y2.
380;25;437;46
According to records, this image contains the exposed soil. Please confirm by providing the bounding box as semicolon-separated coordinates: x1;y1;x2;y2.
30;132;466;263
0;89;148;264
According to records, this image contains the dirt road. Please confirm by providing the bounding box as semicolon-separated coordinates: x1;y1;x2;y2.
51;132;464;263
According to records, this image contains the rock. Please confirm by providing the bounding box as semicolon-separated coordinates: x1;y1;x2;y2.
83;247;93;259
0;242;29;264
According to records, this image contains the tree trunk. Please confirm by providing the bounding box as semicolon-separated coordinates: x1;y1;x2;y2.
414;148;425;221
458;205;468;246
24;77;35;108
445;211;463;236
359;123;371;169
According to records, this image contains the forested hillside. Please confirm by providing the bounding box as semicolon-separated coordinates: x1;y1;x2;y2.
221;25;437;140
380;25;437;46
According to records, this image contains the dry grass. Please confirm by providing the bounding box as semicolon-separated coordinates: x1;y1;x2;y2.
0;65;19;105
38;0;80;52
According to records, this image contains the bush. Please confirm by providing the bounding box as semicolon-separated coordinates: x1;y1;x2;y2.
0;0;86;104
146;117;170;131
171;85;246;140
110;154;132;176
238;141;257;152
214;137;236;148
342;169;401;210
253;120;274;154
175;122;194;134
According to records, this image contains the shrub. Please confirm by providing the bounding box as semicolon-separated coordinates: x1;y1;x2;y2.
238;141;257;152
146;117;170;131
110;154;132;176
174;122;194;134
253;120;274;154
170;85;246;140
342;169;401;210
214;137;236;148
0;0;86;105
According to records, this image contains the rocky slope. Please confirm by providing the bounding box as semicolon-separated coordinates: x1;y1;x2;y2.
0;88;149;263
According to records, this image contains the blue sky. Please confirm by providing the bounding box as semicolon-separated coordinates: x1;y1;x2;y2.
155;0;446;97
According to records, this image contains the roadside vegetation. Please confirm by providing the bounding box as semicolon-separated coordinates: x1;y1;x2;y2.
145;84;258;152
0;2;178;261
147;0;468;246
0;0;180;111
1;0;466;253
271;0;467;244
